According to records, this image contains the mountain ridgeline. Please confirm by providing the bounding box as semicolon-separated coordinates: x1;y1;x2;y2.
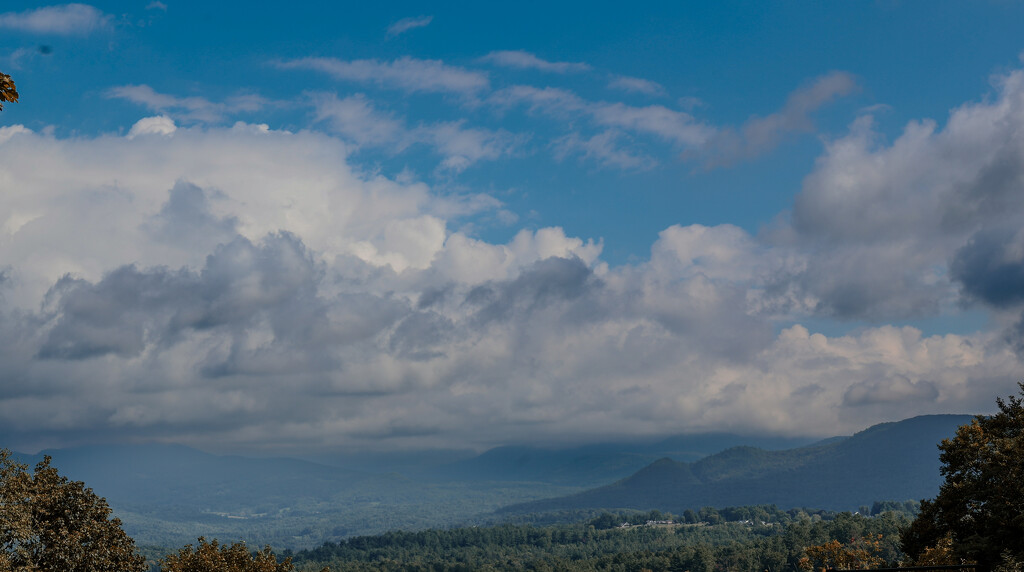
7;414;970;549
430;432;819;486
501;414;972;514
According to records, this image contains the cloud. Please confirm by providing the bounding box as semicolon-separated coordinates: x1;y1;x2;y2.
127;115;177;138
756;67;1024;322
0;3;111;36
3;64;1024;453
688;71;858;168
37;232;322;361
552;130;657;170
275;57;489;97
107;85;271;124
0;125;32;145
309;92;520;171
309;92;409;148
422;121;521;173
951;225;1024;308
493;85;713;149
387;15;432;38
479;50;591;73
591;101;712;147
844;375;939;406
607;75;666;96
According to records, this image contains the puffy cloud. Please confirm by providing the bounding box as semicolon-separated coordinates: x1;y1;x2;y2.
127;115;176;138
0;3;110;36
0;124;32;144
760;67;1024;322
479;50;591;74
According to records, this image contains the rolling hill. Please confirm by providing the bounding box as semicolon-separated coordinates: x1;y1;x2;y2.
432;432;817;486
5;414;972;548
499;414;972;514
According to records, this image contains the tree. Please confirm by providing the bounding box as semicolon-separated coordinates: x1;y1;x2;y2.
0;72;17;110
0;449;147;571
798;536;885;571
902;382;1024;571
160;537;321;572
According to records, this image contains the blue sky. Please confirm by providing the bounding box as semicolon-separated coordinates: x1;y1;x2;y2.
2;2;1024;454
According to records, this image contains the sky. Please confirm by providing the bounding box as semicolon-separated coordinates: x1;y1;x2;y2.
2;1;1024;455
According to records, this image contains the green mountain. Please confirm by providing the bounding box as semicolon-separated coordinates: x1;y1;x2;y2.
499;414;972;514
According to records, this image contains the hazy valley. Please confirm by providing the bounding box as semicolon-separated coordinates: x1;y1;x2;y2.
12;414;969;552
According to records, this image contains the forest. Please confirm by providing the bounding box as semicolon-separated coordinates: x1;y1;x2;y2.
283;505;915;572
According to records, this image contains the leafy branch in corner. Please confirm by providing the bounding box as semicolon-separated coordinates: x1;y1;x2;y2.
0;72;19;110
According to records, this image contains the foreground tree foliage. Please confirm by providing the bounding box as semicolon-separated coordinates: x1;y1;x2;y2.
0;449;147;572
160;537;318;572
798;535;884;571
902;382;1024;571
0;72;17;110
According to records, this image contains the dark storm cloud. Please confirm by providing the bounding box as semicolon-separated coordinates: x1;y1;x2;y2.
37;232;326;361
951;226;1024;308
466;256;597;325
843;375;939;406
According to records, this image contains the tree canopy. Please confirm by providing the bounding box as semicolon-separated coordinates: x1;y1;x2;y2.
0;449;147;571
160;537;308;572
0;73;17;110
902;382;1024;571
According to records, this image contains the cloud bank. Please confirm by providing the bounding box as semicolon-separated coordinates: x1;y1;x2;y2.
4;66;1024;454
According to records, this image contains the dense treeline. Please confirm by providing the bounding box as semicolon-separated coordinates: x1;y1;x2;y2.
286;506;913;571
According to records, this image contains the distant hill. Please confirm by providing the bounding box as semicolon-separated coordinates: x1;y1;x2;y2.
499;414;972;514
4;414;971;548
433;433;817;486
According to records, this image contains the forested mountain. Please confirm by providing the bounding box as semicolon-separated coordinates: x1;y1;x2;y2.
500;414;971;514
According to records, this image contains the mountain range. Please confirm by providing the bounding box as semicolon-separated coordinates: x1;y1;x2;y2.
500;414;972;514
6;414;971;548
